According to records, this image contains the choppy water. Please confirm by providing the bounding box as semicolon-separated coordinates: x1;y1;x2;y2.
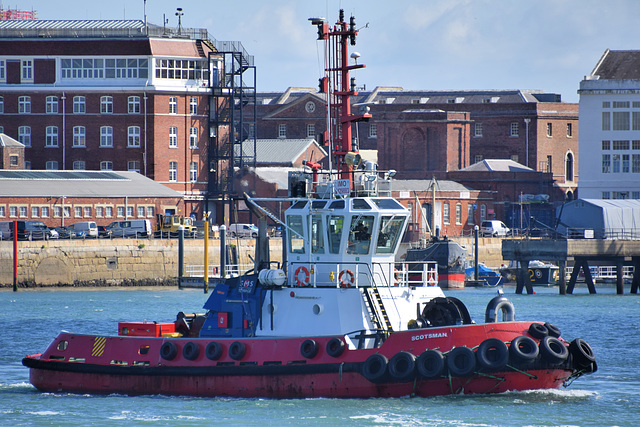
1;285;638;426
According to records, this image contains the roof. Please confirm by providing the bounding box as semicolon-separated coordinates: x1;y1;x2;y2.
590;49;640;80
392;179;475;193
0;133;23;148
0;170;182;198
237;139;327;165
0;19;145;31
459;159;534;173
571;199;640;210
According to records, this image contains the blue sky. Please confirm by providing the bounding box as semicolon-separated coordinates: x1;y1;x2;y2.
13;0;640;102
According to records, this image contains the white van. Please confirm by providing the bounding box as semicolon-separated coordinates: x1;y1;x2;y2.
107;219;152;238
480;220;510;237
228;223;259;238
68;221;98;238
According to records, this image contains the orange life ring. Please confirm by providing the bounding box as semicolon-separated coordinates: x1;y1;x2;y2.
339;269;355;288
426;271;436;286
393;268;401;286
294;266;310;287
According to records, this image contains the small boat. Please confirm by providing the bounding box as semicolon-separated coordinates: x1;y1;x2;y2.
466;263;503;287
22;10;596;399
500;260;560;286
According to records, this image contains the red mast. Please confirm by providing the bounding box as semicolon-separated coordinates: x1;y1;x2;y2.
312;10;372;187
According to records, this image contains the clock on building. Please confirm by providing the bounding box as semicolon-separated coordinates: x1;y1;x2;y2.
305;101;316;113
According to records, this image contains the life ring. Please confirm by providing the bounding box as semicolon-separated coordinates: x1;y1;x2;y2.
160;341;178;361
544;322;561;338
294;266;310;287
182;342;200;361
568;338;596;369
326;338;345;358
509;336;539;363
528;322;548;339
228;341;246;361
484;295;515;323
475;338;509;370
205;341;223;360
447;346;476;377
417;349;445;379
539;336;569;365
426;271;436;286
339;269;355;288
393;268;400;286
362;354;388;383
388;351;417;382
300;339;319;359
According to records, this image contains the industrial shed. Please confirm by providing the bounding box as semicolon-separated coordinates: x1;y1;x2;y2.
556;199;640;239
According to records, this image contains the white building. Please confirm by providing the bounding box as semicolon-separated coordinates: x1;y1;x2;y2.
578;49;640;200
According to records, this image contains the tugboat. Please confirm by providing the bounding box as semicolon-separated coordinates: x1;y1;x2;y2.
23;10;596;398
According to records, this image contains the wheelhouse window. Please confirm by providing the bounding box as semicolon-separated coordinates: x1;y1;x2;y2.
327;215;344;254
347;215;374;255
311;214;324;254
376;216;405;254
287;215;305;254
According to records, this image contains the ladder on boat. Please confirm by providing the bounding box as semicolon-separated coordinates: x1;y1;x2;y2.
364;287;394;333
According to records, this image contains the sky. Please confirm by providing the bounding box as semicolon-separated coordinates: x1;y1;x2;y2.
11;0;640;103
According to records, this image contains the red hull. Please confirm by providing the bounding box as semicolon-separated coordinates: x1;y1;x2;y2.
23;321;580;398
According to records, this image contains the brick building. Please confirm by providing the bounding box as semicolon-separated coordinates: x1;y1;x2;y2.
0;133;24;169
0;19;256;224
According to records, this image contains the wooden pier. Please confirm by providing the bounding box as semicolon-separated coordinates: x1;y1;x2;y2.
502;239;640;295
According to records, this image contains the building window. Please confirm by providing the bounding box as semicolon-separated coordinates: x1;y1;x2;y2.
474;123;483;137
117;206;125;217
602;140;611;150
480;204;487;222
190;97;197;115
41;206;49;217
613;112;630;130
634;141;640;150
169;96;177;114
74;206;82;217
369;124;377;138
189;127;198;148
10;155;18;166
0;60;4;81
169;161;178;182
155;58;208;80
278;124;286;138
613;191;629;200
474;155;483;164
633;192;640;199
633;154;640;173
0;96;3;113
18;96;31;114
566;123;573;137
248;123;256;138
9;206;17;217
612;154;621;173
455;203;462;225
96;206;104;217
146;206;154;217
128;126;141;147
633;112;640;130
137;206;145;217
0;206;4;217
306;124;315;139
128;160;140;172
602;111;611;130
602;154;611;173
467;204;474;225
127;206;134;217
100;126;113;147
443;203;450;225
101;96;113;114
18;126;31;147
510;122;519;137
613;140;629;150
623;154;630;173
169;127;178;147
73;126;86;147
73;96;85;114
21;60;33;81
84;207;91;217
128;96;141;114
19;206;28;217
106;206;113;217
73;160;85;170
46;161;58;170
546;123;553;137
46;96;58;114
100;161;113;171
45;126;58;147
190;161;198;182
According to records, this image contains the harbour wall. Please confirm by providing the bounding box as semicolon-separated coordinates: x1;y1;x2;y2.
0;237;502;288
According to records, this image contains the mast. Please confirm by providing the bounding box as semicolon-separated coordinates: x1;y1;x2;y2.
311;10;372;189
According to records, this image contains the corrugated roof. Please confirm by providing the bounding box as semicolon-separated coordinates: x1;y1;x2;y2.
237;139;327;165
460;159;534;173
0;170;182;198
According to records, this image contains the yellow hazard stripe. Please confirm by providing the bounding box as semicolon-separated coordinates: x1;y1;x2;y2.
92;336;107;357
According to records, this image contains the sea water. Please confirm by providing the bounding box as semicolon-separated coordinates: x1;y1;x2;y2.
1;285;638;426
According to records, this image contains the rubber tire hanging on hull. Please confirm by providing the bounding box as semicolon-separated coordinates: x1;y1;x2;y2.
205;342;223;360
160;342;178;361
417;349;445;379
569;338;597;370
182;342;200;361
544;322;562;338
300;339;319;359
326;338;345;358
447;346;476;377
475;338;509;370
528;322;549;339
388;351;417;382
228;341;246;361
539;336;569;365
362;354;389;383
509;336;539;363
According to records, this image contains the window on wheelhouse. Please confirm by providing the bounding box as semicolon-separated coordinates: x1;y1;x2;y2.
347;215;374;255
311;214;324;254
287;215;305;254
376;216;405;254
327;215;344;254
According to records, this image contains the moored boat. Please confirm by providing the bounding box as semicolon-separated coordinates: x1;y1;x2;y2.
22;10;596;399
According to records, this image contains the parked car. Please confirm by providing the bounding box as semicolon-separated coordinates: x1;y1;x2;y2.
0;220;54;240
52;226;79;239
228;223;259;238
97;225;112;238
107;219;152;238
480;220;511;237
68;221;99;238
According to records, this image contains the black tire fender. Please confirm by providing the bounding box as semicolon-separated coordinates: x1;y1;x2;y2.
528;322;549;339
475;338;509;370
539;336;569;365
205;341;223;360
160;341;178;361
182;342;200;361
544;322;561;338
569;338;596;368
417;349;445;379
228;341;246;361
362;354;388;383
300;339;319;359
388;351;417;382
326;338;345;358
447;346;476;377
509;336;539;363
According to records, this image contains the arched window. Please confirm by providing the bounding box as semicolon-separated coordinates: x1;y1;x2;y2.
565;152;574;181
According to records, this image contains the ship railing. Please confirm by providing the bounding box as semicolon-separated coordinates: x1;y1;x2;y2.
185;263;253;278
565;265;634;282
